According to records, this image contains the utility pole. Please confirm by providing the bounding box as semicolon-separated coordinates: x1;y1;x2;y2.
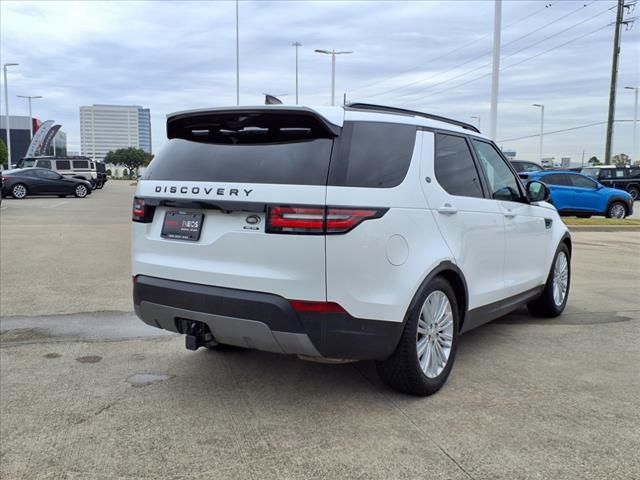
605;0;634;164
3;63;19;168
314;49;353;106
292;42;302;104
489;0;502;140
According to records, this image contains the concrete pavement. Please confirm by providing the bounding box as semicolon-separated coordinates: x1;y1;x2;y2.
1;182;639;479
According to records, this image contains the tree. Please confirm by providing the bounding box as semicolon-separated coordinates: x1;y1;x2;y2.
104;147;152;178
587;156;601;166
0;139;7;168
611;153;630;166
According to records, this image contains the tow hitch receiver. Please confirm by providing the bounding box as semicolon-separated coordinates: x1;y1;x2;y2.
177;319;214;351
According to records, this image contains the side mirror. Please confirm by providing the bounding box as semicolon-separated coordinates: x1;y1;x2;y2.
526;180;550;203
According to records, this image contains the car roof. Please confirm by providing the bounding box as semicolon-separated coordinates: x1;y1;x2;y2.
166;104;492;141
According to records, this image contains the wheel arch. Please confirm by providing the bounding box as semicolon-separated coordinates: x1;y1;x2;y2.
560;232;572;258
406;261;469;334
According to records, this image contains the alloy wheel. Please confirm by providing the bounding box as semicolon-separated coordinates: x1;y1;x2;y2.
12;185;27;198
416;290;454;378
610;203;626;219
552;251;569;306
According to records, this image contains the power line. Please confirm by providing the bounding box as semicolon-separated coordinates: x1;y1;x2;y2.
498;119;632;143
386;6;613;102
401;23;611;105
350;2;556;93
358;1;599;100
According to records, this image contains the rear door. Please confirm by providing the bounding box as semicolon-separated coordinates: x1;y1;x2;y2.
133;109;339;302
421;132;506;309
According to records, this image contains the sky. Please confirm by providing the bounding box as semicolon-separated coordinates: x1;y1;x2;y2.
1;0;639;163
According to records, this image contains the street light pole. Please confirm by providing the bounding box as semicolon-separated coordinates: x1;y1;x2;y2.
3;63;19;168
533;104;545;163
489;0;502;140
235;0;240;105
314;49;353;106
17;95;43;140
471;115;481;131
625;86;638;162
292;42;302;104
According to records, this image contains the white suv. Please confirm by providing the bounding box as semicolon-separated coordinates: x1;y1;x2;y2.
132;104;571;396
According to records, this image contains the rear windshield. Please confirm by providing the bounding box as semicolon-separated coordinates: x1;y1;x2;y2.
143;138;333;185
581;168;598;178
144;116;416;187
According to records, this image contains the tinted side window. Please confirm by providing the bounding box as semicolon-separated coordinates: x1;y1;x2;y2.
37;169;60;179
472;140;522;201
329;122;416;188
543;174;571;186
599;169;613;179
73;160;90;169
434;134;484;198
56;160;71;170
570;175;597;188
35;159;52;169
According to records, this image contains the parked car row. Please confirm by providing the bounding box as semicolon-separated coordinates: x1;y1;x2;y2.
17;156;109;190
1;156;109;201
510;161;636;219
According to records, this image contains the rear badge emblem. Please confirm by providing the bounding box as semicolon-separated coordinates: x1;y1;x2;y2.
246;215;261;225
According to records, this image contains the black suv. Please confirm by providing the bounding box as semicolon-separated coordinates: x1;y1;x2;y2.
95;161;108;189
581;166;640;201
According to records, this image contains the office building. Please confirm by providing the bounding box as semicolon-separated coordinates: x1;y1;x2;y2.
79;104;152;162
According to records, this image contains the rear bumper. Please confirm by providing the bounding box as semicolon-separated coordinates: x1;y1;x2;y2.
133;275;403;360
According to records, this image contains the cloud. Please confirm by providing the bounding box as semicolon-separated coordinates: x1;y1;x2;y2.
1;0;638;161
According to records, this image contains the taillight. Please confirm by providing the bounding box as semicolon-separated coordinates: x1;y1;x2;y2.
326;208;381;234
267;205;386;235
289;300;346;313
267;206;325;234
132;197;154;223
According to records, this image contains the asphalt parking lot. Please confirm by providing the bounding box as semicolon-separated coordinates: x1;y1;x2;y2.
1;182;639;479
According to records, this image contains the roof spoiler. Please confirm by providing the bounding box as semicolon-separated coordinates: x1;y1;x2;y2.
166;107;341;142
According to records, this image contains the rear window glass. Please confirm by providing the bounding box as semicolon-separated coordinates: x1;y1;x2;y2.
435;134;484;198
143;138;333;185
56;160;71;170
73;160;89;169
329;121;416;188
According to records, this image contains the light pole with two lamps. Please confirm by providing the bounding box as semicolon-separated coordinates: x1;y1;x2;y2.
17;95;43;141
314;49;353;106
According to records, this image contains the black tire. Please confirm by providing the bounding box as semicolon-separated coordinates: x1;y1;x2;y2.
628;186;639;201
57;194;67;198
205;340;245;352
376;276;460;396
576;214;592;219
74;184;89;198
11;183;28;199
96;181;104;190
606;201;627;219
527;243;571;318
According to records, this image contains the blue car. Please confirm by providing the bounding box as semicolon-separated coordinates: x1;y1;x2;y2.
528;170;634;219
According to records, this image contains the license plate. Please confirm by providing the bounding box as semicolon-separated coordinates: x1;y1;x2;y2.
161;211;204;241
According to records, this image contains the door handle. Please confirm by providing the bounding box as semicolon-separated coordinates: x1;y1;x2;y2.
503;209;516;218
437;204;458;215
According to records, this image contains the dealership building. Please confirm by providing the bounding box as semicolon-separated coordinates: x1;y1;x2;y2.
79;104;152;163
1;116;67;167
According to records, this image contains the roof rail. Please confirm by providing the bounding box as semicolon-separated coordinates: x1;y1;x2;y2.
345;103;480;134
